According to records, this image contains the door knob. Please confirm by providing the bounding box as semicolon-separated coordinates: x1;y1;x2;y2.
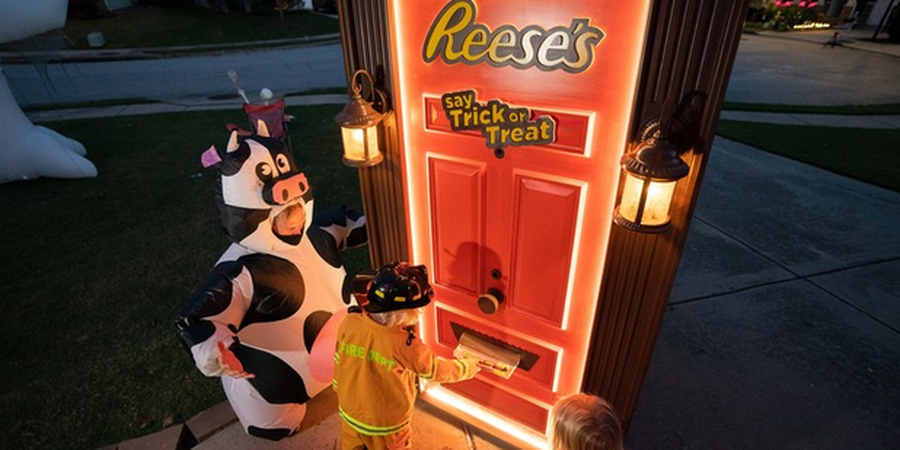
477;288;505;315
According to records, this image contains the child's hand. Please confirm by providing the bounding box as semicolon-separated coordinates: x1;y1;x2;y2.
461;357;482;378
217;341;256;379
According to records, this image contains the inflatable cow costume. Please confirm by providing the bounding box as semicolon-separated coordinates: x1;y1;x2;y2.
176;122;366;440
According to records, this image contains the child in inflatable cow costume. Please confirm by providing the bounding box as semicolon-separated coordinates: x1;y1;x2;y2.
176;121;366;440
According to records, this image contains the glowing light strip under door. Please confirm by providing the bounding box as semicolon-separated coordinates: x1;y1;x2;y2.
390;0;425;269
424;384;549;450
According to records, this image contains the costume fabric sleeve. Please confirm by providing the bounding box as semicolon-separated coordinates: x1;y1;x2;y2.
405;337;479;383
176;261;255;376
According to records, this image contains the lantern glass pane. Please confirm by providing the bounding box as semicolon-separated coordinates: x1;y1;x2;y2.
365;128;382;161
341;126;381;162
641;179;676;226
619;173;645;222
340;127;364;162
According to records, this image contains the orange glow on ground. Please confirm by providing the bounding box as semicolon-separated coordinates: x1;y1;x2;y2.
422;384;550;450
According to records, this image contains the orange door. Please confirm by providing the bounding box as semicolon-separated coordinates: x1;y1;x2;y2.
387;1;651;446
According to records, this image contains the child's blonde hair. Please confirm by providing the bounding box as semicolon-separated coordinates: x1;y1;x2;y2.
549;393;624;450
368;308;420;328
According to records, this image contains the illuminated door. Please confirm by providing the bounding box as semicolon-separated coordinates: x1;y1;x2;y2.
388;0;651;446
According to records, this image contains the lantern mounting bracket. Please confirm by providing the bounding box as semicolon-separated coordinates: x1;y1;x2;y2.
637;91;706;156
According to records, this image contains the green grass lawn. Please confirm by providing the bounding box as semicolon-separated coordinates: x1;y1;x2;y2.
0;105;368;450
722;102;900;115
3;5;339;51
716;120;900;193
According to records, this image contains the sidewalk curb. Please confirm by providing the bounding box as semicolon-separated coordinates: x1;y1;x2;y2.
0;34;342;64
745;29;900;59
24;93;350;123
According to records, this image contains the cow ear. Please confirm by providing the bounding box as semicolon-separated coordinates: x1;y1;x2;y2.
227;129;240;153
256;119;271;138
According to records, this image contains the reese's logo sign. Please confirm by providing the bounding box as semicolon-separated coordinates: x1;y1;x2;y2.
442;90;556;149
423;0;604;73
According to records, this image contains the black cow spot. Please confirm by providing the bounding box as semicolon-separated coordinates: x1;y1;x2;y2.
219;139;252;176
342;274;353;305
303;311;333;353
307;227;342;268
234;344;310;404
175;320;215;353
238;254;306;327
217;202;270;245
176;261;246;349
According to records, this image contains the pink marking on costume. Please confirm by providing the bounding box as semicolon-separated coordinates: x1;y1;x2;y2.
201;146;222;168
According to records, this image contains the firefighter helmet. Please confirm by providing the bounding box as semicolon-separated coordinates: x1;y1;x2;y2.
352;262;433;312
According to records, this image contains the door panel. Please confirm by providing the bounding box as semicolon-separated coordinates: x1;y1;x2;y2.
509;175;582;326
429;157;485;296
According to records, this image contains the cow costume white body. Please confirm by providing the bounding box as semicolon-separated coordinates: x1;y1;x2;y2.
176;125;366;440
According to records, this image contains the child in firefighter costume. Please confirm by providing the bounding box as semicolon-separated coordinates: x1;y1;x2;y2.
333;262;481;450
176;122;367;440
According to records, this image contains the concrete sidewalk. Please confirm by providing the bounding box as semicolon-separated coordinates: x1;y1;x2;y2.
627;136;900;450
750;27;900;58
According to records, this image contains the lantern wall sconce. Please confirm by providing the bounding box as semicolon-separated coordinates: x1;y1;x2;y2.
613;95;702;233
335;69;390;168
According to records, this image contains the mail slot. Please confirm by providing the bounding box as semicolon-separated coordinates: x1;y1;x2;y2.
453;332;521;379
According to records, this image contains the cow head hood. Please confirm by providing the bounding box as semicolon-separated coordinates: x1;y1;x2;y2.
201;124;314;254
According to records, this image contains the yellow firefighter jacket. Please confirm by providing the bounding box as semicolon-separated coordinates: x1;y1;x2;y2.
332;311;478;436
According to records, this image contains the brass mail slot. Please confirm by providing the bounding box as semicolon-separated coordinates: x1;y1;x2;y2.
453;332;522;379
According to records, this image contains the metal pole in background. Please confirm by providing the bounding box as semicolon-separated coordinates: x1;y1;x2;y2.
872;0;896;39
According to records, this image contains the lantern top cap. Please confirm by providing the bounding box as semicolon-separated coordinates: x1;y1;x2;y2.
335;92;383;128
621;137;689;181
335;69;385;129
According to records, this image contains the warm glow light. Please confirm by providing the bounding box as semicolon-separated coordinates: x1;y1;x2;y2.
391;0;424;268
340;126;381;164
792;22;831;30
618;173;676;227
560;180;588;332
424;385;550;450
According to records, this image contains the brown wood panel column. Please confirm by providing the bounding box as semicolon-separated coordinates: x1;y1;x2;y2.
583;0;750;431
337;0;408;268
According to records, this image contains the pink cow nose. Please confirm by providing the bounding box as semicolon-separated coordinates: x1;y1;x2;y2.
265;172;309;205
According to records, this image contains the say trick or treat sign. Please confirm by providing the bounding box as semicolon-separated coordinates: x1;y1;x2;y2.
388;0;652;447
441;90;555;149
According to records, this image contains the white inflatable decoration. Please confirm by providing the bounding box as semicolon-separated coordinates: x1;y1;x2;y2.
176;124;367;440
0;0;97;184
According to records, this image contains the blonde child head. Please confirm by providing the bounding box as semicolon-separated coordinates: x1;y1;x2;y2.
549;393;624;450
368;308;420;328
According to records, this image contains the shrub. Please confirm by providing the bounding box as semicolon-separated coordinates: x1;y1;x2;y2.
766;4;822;31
